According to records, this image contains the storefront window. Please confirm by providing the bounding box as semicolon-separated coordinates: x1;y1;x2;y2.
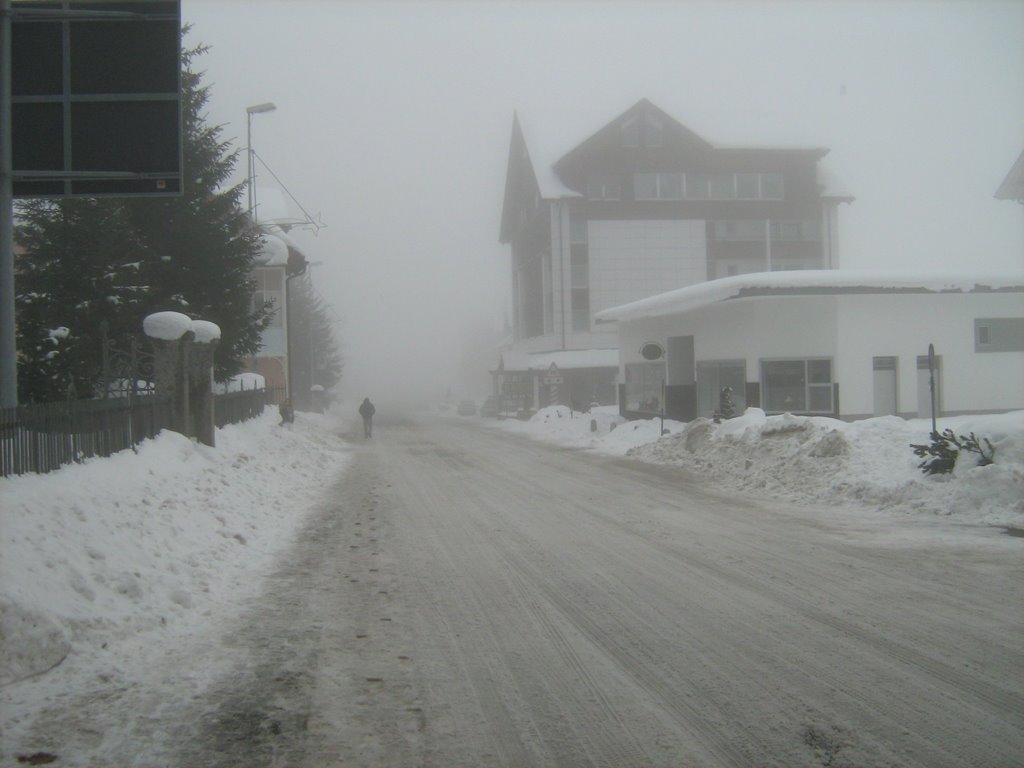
625;362;665;413
762;358;833;414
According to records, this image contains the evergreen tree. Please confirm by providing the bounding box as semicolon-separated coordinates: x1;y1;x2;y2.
15;199;150;400
14;38;271;401
287;274;343;409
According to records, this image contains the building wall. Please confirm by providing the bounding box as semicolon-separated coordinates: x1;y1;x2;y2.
615;291;1024;420
835;292;1024;418
588;219;707;316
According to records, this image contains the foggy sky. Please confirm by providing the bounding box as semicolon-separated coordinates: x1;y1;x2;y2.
182;0;1024;404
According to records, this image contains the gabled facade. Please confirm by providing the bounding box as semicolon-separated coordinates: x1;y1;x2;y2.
496;99;852;412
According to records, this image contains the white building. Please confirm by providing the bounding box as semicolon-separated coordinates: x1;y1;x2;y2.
595;271;1024;422
496;99;851;412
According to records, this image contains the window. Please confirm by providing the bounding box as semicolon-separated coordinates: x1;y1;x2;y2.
974;317;1024;352
252;268;284;327
633;172;682;200
252;290;282;327
760;173;784;199
697;360;746;418
684;173;709;199
976;323;991;347
736;173;760;199
708;174;734;199
570;244;589;331
625;362;665;413
586;175;621;200
762;358;833;414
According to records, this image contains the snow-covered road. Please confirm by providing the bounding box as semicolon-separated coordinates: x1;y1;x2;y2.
180;413;1020;766
6;411;1022;766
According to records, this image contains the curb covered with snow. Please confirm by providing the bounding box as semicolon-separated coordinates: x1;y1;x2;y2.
491;406;1024;527
0;408;352;685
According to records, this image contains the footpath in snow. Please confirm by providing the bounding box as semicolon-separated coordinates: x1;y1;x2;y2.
488;405;1024;529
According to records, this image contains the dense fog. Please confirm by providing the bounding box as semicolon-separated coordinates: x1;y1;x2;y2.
183;0;1024;405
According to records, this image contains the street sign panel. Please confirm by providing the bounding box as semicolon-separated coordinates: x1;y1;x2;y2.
11;0;182;197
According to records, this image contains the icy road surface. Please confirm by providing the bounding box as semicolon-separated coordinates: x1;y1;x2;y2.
17;412;1023;767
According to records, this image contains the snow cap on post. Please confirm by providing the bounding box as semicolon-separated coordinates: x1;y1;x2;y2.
190;320;222;345
143;311;193;341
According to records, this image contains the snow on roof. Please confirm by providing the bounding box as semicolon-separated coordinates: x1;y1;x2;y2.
817;164;854;202
499;348;619;372
254;226;308;268
515;113;581;199
595;270;1024;324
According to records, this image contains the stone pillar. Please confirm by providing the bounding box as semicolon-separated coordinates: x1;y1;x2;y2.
144;312;194;437
189;321;221;447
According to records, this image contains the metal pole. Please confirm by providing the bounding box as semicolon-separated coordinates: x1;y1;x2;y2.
285;271;294;402
928;343;937;436
246;111;253;223
1;0;17;407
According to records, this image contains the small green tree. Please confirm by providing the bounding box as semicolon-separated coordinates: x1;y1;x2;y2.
910;429;996;475
713;385;736;423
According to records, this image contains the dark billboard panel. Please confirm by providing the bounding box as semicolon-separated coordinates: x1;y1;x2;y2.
11;0;183;198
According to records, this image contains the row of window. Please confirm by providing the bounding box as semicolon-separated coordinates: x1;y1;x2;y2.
587;172;784;202
712;218;821;242
625;358;834;415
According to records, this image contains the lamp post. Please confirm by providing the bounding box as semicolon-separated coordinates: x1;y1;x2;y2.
245;102;276;225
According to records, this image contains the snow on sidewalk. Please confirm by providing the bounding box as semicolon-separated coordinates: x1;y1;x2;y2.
0;407;352;687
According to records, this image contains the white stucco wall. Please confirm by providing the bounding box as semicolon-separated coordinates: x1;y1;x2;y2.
618;296;837;373
614;290;1024;419
835;292;1024;417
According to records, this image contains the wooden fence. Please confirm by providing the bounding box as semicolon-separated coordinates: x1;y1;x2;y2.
0;387;272;478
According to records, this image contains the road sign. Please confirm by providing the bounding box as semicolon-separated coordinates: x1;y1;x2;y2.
10;0;182;197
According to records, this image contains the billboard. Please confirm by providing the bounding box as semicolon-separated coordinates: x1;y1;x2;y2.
11;0;182;197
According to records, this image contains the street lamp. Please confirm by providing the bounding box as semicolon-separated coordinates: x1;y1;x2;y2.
245;102;276;225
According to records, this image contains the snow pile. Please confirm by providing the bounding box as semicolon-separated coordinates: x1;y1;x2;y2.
495;406;1024;526
0;408;352;686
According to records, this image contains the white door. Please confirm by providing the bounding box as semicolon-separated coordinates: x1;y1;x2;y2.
872;357;898;416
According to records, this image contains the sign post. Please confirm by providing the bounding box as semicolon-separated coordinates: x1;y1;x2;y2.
927;343;937;436
543;362;563;407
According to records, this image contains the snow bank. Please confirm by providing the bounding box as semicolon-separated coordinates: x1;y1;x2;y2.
0;408;352;685
492;407;1024;526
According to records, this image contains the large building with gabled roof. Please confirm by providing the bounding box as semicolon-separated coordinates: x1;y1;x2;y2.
495;98;852;412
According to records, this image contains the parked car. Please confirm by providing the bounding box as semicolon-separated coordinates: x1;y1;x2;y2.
457;399;477;416
480;395;500;417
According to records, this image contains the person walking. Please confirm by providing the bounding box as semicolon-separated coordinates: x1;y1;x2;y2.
358;397;376;438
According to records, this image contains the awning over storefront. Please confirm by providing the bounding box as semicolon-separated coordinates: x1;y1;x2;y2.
495;349;619;373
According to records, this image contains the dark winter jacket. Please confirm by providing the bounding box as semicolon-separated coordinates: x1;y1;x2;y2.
359;399;375;419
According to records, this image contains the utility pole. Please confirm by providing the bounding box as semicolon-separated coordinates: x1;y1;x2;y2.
1;0;16;407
